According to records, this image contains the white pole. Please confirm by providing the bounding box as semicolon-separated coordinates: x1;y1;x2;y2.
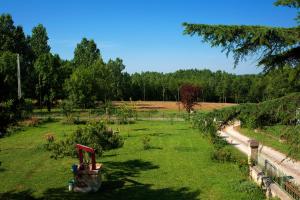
17;54;21;99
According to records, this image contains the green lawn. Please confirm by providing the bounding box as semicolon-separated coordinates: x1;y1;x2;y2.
239;126;300;160
0;120;262;200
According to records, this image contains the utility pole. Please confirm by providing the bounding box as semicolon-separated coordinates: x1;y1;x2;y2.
17;54;21;99
162;87;165;101
177;87;180;102
143;82;146;101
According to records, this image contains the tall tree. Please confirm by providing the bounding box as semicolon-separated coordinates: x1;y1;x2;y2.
65;60;114;107
0;14;35;99
183;0;300;73
73;38;102;67
106;58;126;99
0;52;17;101
34;53;60;111
30;24;50;58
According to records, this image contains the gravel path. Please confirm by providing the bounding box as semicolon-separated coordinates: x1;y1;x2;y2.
219;122;300;185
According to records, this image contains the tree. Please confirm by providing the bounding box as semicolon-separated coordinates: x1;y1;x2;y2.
0;14;27;54
73;38;102;67
0;14;36;99
180;84;201;113
34;53;61;111
65;60;114;107
106;58;126;99
30;24;50;58
183;0;300;73
0;52;17;101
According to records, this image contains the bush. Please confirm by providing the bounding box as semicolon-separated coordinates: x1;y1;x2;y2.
46;122;124;159
116;102;136;124
211;146;235;162
60;100;74;118
19;117;40;127
233;179;265;200
283;125;300;159
0;98;33;135
142;136;151;150
192;93;300;130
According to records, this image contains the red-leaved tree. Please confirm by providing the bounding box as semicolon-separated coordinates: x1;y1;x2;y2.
180;84;201;113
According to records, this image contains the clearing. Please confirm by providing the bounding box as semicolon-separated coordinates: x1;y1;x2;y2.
0;120;260;200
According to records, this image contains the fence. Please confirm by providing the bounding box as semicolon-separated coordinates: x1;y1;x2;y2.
257;154;300;200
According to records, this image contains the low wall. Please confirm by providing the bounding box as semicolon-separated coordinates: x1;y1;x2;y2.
250;166;293;200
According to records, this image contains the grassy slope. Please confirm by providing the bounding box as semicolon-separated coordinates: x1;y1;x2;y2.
239;126;300;160
0;121;259;200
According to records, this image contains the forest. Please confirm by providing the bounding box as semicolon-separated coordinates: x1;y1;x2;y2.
1;13;299;111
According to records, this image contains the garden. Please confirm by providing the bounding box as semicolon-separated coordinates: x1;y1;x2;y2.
0;109;265;200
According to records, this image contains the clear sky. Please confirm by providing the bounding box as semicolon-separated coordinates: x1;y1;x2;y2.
0;0;298;74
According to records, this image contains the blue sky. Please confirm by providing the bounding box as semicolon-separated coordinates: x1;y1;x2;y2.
0;0;297;74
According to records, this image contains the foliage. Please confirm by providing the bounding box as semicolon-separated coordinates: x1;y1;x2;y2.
1;13;299;106
191;93;300;159
34;53;61;111
65;60;118;107
73;38;102;67
19;117;40;127
46;122;124;159
116;102;136;124
30;24;50;58
0;51;17;101
192;93;300;129
131;67;299;103
142;135;151;150
183;0;300;72
180;84;201;113
283;125;300;159
0;98;33;135
211;146;235;162
60;100;74;119
233;179;266;200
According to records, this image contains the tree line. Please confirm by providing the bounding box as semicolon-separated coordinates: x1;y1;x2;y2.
1;13;299;111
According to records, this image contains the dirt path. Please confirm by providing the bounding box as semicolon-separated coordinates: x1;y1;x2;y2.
219;123;300;185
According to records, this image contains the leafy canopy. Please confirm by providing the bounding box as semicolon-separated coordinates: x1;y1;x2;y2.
183;0;300;72
73;38;102;67
30;24;50;58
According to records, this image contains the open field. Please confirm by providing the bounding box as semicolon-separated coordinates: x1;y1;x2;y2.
31;102;237;121
0;120;262;200
113;101;237;111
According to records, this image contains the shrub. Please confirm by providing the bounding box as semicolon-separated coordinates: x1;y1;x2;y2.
44;133;55;150
116;102;136;124
283;125;300;159
0;98;33;135
211;146;235;162
19;117;40;127
46;122;123;159
142;136;151;150
233;179;265;200
60;100;74;118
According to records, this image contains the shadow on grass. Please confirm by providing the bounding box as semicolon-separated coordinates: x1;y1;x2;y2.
102;159;159;180
147;146;163;150
1;185;201;200
132;128;150;131
0;159;201;200
102;153;119;158
174;147;199;152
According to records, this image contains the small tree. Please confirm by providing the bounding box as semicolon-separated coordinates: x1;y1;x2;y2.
180;84;201;113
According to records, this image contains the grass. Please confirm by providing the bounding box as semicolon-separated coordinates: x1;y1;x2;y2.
0;120;263;200
239;125;300;160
